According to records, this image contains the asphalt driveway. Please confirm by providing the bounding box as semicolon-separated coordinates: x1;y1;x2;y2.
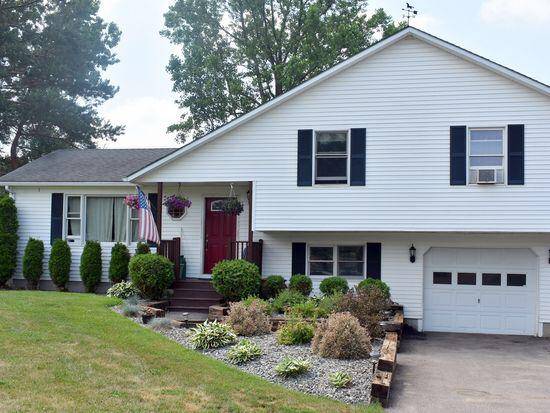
387;332;550;413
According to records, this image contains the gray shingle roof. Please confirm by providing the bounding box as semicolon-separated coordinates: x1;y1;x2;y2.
0;148;177;183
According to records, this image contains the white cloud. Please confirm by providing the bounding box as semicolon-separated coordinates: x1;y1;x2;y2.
480;0;550;25
410;13;441;32
99;97;181;149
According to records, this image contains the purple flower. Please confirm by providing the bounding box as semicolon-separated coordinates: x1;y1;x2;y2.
124;195;139;209
163;195;192;210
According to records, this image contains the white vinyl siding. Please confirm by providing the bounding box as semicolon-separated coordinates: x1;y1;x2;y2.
140;37;550;233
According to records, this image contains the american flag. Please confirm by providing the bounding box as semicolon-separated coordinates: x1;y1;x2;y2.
137;186;160;244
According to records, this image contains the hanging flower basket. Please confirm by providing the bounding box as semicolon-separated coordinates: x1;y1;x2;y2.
163;195;192;219
220;197;244;216
124;195;139;210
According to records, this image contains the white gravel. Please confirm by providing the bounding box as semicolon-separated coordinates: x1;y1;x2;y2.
113;306;380;405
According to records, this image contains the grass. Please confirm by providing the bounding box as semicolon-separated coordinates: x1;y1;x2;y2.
0;291;383;412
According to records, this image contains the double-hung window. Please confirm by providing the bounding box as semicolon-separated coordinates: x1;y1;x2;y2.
65;196;82;243
315;131;349;184
468;128;504;184
308;245;365;277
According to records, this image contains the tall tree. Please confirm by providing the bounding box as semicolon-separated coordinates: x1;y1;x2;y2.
163;0;404;142
0;0;123;171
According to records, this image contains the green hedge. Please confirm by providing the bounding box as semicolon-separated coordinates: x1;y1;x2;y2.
260;275;286;299
49;239;71;290
0;196;18;287
289;274;312;296
80;241;102;293
135;242;150;255
22;238;44;289
109;243;130;283
357;278;391;299
211;259;261;302
319;276;349;296
129;253;174;299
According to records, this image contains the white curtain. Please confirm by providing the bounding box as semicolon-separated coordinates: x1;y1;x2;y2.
86;197;114;242
113;198;127;242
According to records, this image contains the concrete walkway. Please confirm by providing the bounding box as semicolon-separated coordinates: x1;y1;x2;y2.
387;332;550;413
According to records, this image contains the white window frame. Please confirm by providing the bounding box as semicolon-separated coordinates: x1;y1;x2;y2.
313;130;350;185
63;194;139;245
307;244;366;277
467;126;507;185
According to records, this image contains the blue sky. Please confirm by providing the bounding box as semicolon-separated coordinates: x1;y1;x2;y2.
98;0;550;149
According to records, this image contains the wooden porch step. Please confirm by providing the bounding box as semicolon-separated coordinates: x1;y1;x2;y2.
168;306;210;314
171;289;222;300
169;297;222;308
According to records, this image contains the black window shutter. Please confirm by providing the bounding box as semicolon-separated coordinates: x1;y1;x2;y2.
450;126;467;185
508;124;524;185
366;243;381;280
50;193;64;245
297;130;313;186
147;193;158;246
350;128;366;186
291;242;306;275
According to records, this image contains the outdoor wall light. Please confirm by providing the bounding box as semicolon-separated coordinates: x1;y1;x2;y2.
409;244;416;263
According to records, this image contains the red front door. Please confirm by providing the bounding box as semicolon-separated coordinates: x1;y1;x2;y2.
204;198;237;274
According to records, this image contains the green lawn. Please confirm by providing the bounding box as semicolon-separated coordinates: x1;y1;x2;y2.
0;291;381;412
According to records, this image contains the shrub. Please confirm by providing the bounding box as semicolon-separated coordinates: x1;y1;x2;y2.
22;238;44;289
241;296;271;314
316;293;343;318
107;281;140;299
260;275;286;299
286;294;342;319
211;259;260;302
109;243;130;283
288;274;312;296
0;196;18;287
328;371;353;388
135;242;150;254
121;303;141;317
129;254;174;299
271;289;307;314
312;312;371;359
357;278;391;299
319;276;349;296
80;241;102;293
188;320;237;350
336;287;390;338
226;300;271;336
49;239;71;291
286;300;318;319
148;317;173;331
276;318;315;345
227;339;262;364
275;357;311;377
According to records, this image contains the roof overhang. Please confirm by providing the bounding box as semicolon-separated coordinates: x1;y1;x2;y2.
2;181;137;187
125;26;550;182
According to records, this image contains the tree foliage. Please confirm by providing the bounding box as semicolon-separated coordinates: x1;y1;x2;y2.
162;0;404;142
0;0;123;172
0;195;18;287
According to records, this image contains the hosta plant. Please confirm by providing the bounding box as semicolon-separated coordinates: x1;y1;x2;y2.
275;357;311;378
227;339;262;364
188;321;237;350
107;281;140;299
328;371;353;388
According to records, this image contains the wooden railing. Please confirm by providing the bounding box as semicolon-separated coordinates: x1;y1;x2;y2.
158;237;181;279
229;240;263;273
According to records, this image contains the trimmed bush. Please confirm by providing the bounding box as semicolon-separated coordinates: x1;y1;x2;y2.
49;239;71;291
336;287;389;338
357;278;391;299
129;253;174;299
312;312;371;359
276;318;315;345
189;320;237;350
319;276;349;296
135;242;150;254
107;281;140;299
211;259;260;302
226;300;271;336
275;357;311;377
260;275;286;299
80;241;102;293
22;238;44;289
0;196;18;287
271;289;307;314
288;274;312;296
227;339;262;364
109;243;130;283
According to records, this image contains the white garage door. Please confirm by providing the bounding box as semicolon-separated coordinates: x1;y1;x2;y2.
424;248;537;335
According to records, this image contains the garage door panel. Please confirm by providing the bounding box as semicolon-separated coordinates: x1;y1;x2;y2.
424;248;537;336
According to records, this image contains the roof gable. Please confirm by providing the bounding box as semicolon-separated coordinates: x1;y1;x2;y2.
124;27;550;181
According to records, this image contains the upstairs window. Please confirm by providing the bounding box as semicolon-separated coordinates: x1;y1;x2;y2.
315;131;348;184
468;128;504;184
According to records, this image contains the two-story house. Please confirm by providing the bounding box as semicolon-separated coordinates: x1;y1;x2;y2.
2;27;550;336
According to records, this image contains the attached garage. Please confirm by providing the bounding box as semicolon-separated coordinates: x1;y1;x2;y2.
423;248;537;335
